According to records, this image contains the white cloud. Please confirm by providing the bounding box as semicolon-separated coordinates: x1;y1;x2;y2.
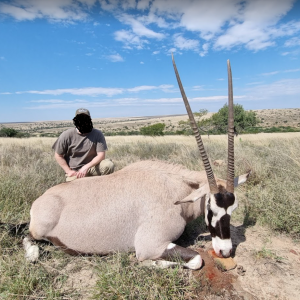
113;13;165;48
16;84;175;97
114;29;149;49
245;78;300;100
1;0;299;54
21;87;124;97
107;53;124;62
246;81;264;86
26;97;142;109
137;0;151;11
127;85;156;92
173;33;199;51
0;2;38;21
213;1;298;51
284;37;300;47
259;69;300;77
30;99;88;103
149;0;239;34
192;85;205;91
118;14;165;39
26;94;247;110
0;0;97;22
260;71;280;76
200;43;209;57
168;47;177;54
145;95;247;103
127;84;173;92
140;61;144;64
149;0;298;51
152;50;160;55
284;69;300;73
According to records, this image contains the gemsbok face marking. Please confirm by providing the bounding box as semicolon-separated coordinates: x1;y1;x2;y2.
205;191;237;257
24;56;250;270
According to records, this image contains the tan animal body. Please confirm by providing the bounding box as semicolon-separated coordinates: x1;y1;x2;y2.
24;56;250;269
27;160;248;268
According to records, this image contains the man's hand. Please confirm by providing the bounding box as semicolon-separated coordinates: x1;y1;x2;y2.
66;170;78;177
55;153;78;177
76;165;90;178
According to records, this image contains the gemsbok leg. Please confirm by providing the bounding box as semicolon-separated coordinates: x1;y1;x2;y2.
134;218;202;270
159;243;202;269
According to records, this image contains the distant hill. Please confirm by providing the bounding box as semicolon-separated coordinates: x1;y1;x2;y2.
1;108;299;137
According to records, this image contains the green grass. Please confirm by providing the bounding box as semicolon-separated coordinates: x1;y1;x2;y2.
255;247;284;261
93;253;198;300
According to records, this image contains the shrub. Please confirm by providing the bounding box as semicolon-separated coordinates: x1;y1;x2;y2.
210;104;258;134
0;127;30;138
140;123;165;136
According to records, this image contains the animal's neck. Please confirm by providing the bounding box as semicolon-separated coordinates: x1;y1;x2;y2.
183;196;206;222
195;195;206;218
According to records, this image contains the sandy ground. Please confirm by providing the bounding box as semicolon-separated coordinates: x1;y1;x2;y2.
194;223;300;300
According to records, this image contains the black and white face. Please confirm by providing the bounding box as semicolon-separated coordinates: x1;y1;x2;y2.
205;191;238;258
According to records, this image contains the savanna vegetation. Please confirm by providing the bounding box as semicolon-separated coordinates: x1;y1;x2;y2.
2;107;300;139
0;127;30;138
1;133;300;299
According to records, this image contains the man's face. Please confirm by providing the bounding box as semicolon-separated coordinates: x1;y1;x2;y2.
73;114;93;134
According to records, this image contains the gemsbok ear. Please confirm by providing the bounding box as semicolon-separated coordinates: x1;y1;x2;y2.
234;171;251;187
174;185;209;205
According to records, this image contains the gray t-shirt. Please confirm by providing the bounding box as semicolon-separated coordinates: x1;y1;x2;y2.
52;128;107;171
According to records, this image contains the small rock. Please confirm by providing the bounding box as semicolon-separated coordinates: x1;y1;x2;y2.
207;249;237;271
289;249;298;255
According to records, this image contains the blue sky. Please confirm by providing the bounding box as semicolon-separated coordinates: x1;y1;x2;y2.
0;0;300;122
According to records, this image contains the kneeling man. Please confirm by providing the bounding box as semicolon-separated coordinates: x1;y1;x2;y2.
52;108;114;182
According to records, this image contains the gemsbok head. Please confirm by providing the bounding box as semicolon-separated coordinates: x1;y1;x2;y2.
172;54;249;258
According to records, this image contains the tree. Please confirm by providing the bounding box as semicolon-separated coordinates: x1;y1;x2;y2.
211;104;257;134
140;123;165;136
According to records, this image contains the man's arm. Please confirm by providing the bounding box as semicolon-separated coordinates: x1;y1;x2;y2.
76;151;106;178
54;152;77;177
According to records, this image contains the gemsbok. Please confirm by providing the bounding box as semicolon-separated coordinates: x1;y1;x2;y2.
23;56;250;270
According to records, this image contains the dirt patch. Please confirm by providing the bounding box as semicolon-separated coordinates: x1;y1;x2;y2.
192;223;300;300
193;248;238;298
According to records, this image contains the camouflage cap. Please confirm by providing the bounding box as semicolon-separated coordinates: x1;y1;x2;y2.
75;108;91;117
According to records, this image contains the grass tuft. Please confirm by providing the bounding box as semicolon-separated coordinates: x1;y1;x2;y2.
93;252;198;300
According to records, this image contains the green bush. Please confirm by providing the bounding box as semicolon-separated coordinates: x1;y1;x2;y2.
0;127;30;138
210;104;258;134
140;123;165;136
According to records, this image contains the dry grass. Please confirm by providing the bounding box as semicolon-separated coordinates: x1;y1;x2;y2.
1;133;300;299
